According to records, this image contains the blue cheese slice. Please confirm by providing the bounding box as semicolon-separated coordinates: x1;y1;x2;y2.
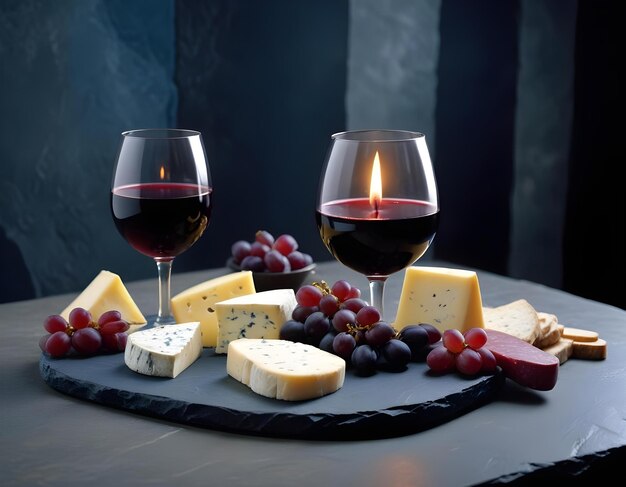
124;322;202;378
227;339;346;401
215;289;297;354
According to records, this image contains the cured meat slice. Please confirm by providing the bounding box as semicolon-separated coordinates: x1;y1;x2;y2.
485;329;559;391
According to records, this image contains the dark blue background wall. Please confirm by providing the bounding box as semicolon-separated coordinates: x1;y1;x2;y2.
1;0;623;308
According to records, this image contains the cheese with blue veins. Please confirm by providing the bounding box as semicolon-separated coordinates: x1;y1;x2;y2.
124;322;202;378
215;289;297;354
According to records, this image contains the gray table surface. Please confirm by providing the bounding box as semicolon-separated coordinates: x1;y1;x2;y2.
2;260;625;486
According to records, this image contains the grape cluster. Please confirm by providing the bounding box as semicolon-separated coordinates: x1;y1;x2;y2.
231;230;313;273
279;281;442;376
39;308;129;358
426;328;497;376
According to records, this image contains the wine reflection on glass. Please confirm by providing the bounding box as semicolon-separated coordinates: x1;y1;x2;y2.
111;129;213;326
316;130;439;319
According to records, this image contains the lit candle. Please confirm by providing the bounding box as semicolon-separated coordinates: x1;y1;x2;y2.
369;151;382;217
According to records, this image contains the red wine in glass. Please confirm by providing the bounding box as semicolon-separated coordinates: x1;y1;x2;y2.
111;182;212;259
316;198;439;276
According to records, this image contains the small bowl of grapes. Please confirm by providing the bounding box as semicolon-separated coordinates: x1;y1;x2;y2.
227;230;317;292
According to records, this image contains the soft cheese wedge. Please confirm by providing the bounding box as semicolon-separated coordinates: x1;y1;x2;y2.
215;289;297;354
124;322;202;378
171;272;256;347
61;270;146;332
394;266;485;333
227;339;346;401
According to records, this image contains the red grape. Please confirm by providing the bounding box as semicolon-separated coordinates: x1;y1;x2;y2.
264;250;291;272
364;321;395;347
44;331;71;358
249;241;270;258
341;298;368;313
356;306;380;327
456;348;483;376
69;307;92;329
71;327;102;355
464;328;488;350
332;332;357;360
101;332;128;352
319;294;340;317
273;234;298;256
442;329;465;354
346;286;361;299
330;280;352;302
331;309;356;333
426;345;457;373
287;251;309;270
231;240;251;263
39;334;50;352
44;315;68;334
296;285;323;307
477;347;497;374
97;310;122;326
255;230;275;247
100;320;130;336
240;255;265;272
419;323;442;344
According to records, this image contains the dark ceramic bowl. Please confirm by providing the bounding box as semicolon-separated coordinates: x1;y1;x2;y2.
226;258;317;292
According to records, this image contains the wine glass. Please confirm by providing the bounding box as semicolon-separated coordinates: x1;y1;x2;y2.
111;129;213;326
316;130;439;318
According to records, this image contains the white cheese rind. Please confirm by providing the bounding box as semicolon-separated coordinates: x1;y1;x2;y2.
215;289;297;354
171;272;256;347
124;322;202;378
227;339;346;401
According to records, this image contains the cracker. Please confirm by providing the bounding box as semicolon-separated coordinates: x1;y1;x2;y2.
572;338;607;360
537;312;558;336
542;338;574;365
534;320;562;348
562;327;599;343
483;299;541;344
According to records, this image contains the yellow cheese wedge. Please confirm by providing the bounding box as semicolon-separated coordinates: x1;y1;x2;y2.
393;266;485;333
171;271;256;347
61;270;146;330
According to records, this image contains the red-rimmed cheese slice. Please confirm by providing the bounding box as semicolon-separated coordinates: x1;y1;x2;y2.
485;329;559;391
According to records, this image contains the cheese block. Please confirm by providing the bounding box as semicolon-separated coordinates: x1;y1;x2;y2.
227;338;345;401
171;272;256;347
215;289;297;354
124;322;202;378
61;270;146;331
393;266;485;333
483;300;541;344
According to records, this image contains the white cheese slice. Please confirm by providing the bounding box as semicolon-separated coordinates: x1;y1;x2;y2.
227;339;345;401
61;270;146;332
124;322;202;378
393;266;485;333
171;272;256;347
215;289;297;354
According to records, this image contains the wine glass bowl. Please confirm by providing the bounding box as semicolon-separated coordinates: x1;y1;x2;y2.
316;130;439;317
111;129;213;326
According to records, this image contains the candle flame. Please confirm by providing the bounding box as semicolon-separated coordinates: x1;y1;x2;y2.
159;165;165;180
369;151;382;214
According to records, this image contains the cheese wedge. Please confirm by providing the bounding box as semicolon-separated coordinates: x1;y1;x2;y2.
124;322;202;378
171;272;256;347
215;289;297;354
394;266;485;333
227;339;345;401
61;270;146;331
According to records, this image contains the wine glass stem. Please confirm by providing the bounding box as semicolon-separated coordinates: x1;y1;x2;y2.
368;277;387;318
155;259;175;326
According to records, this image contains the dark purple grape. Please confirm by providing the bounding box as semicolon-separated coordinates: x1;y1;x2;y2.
287;251;309;270
331;309;356;333
351;345;378;376
240;255;266;272
303;311;330;339
292;305;318;323
265;249;291;272
255;230;275;247
332;332;357;360
280;320;306;342
341;298;368;314
364;321;396;347
231;240;251;263
381;339;411;369
319;331;337;354
398;325;429;360
319;294;340;317
420;323;442;344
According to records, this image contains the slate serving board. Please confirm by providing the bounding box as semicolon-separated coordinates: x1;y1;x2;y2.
40;348;503;440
